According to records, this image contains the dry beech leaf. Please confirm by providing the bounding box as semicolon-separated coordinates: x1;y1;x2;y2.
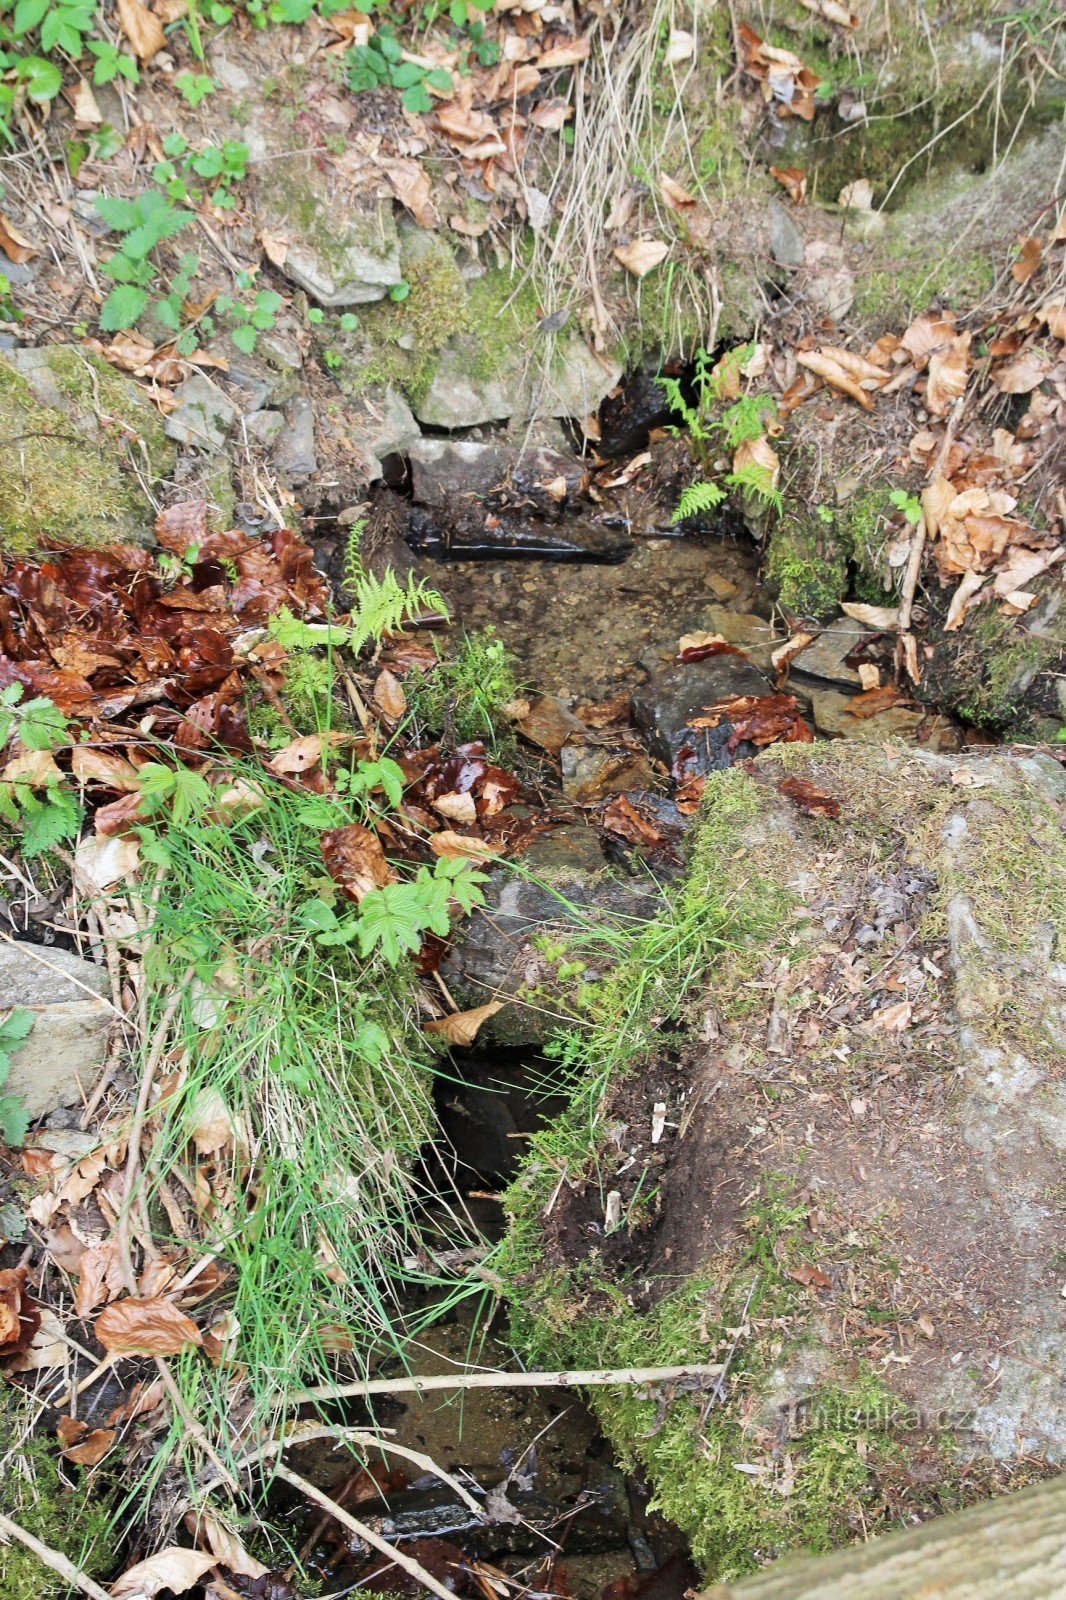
900;310;955;364
320;822;393;903
74;1241;124;1319
260;230;289;269
0;1266;40;1358
428;831;502;860
867;998;912;1031
777;776;840;818
3;748;62;786
72;78;102;126
63;1427;116;1466
0;212;41;263
659;173;695;210
837;178;873;211
796;350;872;410
925;332;971;415
116;0;165;59
425;1001;503;1045
733;433;780;489
770;631;814;680
95;1297;203;1357
770;165;807;203
74;832;140;892
944;568;989;631
186;1512;269;1581
431;790;478;825
613;238;669;278
71;748;141;790
1039;298;1066;341
538;35;590;68
857;663;880;691
267;732;342;774
664;27;694;64
380;158;438;231
1011;235;1042;284
110;1547;216;1598
789;1262;832;1288
995;348;1050;394
799;0;856;25
373;667;407;720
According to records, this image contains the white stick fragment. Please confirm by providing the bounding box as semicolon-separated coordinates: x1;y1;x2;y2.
651;1102;667;1144
300;1362;725;1403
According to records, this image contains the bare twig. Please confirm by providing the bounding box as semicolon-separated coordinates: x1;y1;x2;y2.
897;396;965;674
272;1462;460;1600
300;1361;724;1403
0;1510;112;1600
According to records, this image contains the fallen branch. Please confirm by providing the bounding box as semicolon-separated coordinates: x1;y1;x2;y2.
0;1510;112;1600
272;1461;459;1600
300;1361;725;1403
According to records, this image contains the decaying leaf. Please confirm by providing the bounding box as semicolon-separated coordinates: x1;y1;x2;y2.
994;348;1050;394
425;1001;503;1046
777;776;841;819
944;568;989;631
537;35;590;68
116;0;165;59
428;831;502;860
796;350;873;410
73;832;140;892
659;173;696;210
614;239;669;279
602;794;666;847
62;1426;116;1466
837;178;872;211
798;0;856;25
1011;235;1041;284
663;27;695;64
380;159;438;231
186;1512;269;1581
95;1296;203;1356
74;1241;125;1319
320;822;393;903
843;685;905;718
788;1262;832;1289
373;668;407;720
431;790;478;825
840;601;900;631
110;1547;216;1598
0;213;40;264
0;1266;41;1359
925;332;971;415
770;166;806;204
1039;298;1066;341
733;433;780;490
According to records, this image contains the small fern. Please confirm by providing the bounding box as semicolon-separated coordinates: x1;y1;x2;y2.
347;567;449;653
342;518;367;594
719;393;777;450
725;461;784;514
672;479;728;524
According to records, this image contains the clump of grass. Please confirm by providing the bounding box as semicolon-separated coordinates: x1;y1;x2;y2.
406;628;521;753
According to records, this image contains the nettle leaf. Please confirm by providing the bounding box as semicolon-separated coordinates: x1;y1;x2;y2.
94;193;142;232
19;788;82;856
0;1008;36;1050
100;283;149;331
17;695;69;751
136;762;212;825
230;323;257;354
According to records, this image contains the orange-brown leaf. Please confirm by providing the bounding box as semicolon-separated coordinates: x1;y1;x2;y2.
95;1296;203;1356
320;822;393;903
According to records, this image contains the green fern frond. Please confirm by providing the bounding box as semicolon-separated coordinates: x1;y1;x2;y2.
347;567;449;653
672;479;728;523
725;462;783;514
719;393;776;449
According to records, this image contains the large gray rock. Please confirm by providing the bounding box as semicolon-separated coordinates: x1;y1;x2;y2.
409;437;588;513
349;388;422;480
0;942;112;1121
271;395;317;481
632;652;777;775
416;332;622;429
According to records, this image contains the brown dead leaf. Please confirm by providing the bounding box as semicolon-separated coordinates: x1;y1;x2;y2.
991;544;1062;598
925;331;971;415
857;663;880;691
111;1548;217;1598
529;98;571;131
186;1512;269;1581
613;238;669;278
267;733;338;774
1011;235;1042;284
63;1427;116;1466
843;685;904;718
260;230;289;269
777;776;841;819
0;1267;41;1358
770;631;814;682
428;831;502;860
538;35;590;68
2;747;62;786
96;1297;202;1356
71;77;102;126
769;166;807;204
837;178;873;211
425;1001;503;1046
866;998;912;1031
320;822;393;903
431;790;478;825
658;173;696;210
73;831;140;892
994;347;1050;394
373;667;407;720
788;1262;832;1289
733;433;780;490
602;794;666;847
0;213;40;264
899;310;955;365
839;601;901;631
116;0;165;59
796;350;873;410
71;748;141;790
380;158;438;231
1040;298;1066;342
74;1241;125;1319
799;0;856;24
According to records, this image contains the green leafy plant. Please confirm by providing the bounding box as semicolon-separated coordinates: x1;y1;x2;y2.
0;1007;34;1147
152;251;200;352
347;27;453;113
406;628;520;750
889;488;923;525
173;70;216;106
0;271;19;321
0;684;82;855
94;190;193;331
673;480;727;521
301;853;487;965
216;285;282;354
662;346;782;521
86;37;138;85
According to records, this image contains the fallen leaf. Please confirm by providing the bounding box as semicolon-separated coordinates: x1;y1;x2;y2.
770;166;807;204
613;238;669;278
770;631;814;681
320;822;393;902
428;831;502;860
777;776;840;818
116;0;165;59
0;213;40;264
186;1084;238;1156
991;544;1062;598
843;685;904;718
373;667;407;720
529;98;571;131
944;568;989;631
840;601;900;630
857;663;880;690
994;347;1050;394
788;1262;832;1289
1011;235;1042;284
733;433;780;490
71;748;141;790
431;790;478;825
380;158;438;231
925;331;971;415
796;350;873;410
260;230;289;269
799;0;856;24
0;1266;41;1359
95;1297;203;1357
74;1241;125;1319
72;77;102;126
1039;298;1066;341
837;178;873;211
186;1512;269;1581
63;1427;116;1466
659;173;696;210
2;747;62;786
73;832;140;892
900;310;956;365
866;998;912;1031
267;733;336;774
110;1548;216;1598
663;27;695;64
602;794;666;846
425;1001;503;1045
537;35;590;68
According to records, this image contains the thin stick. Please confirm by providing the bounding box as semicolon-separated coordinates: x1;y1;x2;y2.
301;1362;724;1403
897;396;965;679
0;1510;112;1600
273;1462;459;1600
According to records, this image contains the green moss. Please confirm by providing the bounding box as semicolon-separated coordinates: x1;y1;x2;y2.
0;1428;114;1599
765;511;849;620
855;251;996;326
843;486;897;601
331;239;473;404
0;350;173;553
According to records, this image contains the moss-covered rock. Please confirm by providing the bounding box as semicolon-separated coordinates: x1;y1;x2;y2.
501;745;1065;1581
764;509;849;620
0;1418;114;1599
0;345;174;553
251;151;402;307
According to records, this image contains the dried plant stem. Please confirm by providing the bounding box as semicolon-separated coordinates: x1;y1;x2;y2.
272;1462;459;1600
220;1425;482;1515
897;396;965;652
0;1510;113;1600
301;1361;724;1403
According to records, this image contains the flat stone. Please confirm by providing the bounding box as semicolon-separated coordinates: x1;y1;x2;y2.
0;941;112;1121
811;687;926;741
165;373;238;453
632;653;775;775
768;199;804;269
350;388;422;480
802;239;855;322
271;396;317;480
560;744;656;802
792;616;871;687
416;332;622;429
243;409;285;449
